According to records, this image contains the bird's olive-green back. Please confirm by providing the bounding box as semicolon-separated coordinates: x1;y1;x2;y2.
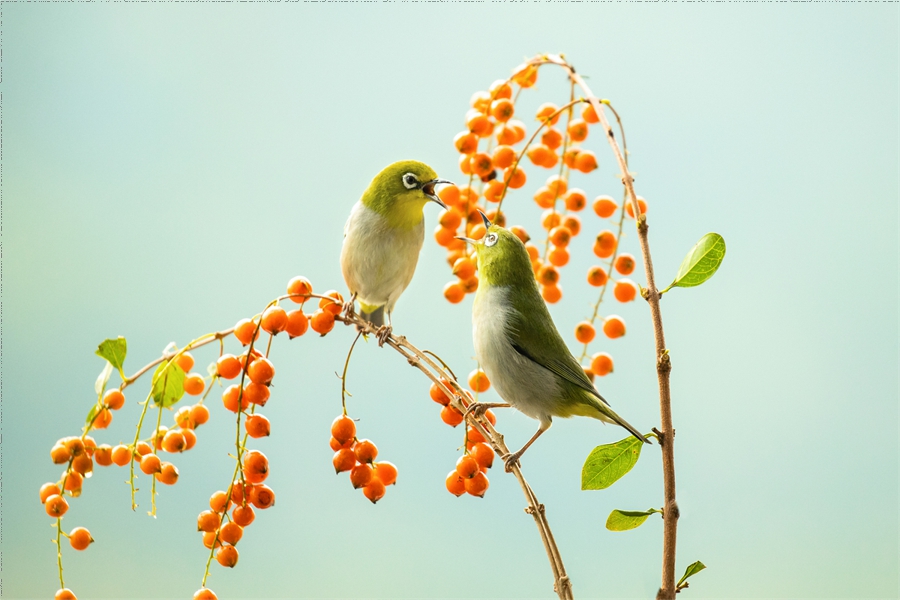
360;160;438;230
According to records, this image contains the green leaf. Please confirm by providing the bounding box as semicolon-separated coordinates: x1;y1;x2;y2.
96;337;128;378
94;361;114;396
581;435;644;490
151;361;186;408
85;403;100;426
677;561;707;588
662;233;726;293
605;508;660;531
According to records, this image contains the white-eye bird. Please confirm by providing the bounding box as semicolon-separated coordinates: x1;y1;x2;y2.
460;212;647;471
341;160;452;344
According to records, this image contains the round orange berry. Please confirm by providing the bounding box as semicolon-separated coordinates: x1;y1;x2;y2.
603;316;626;339
331;415;356;444
574;150;598;173
139;453;162;475
319;291;344;315
183;373;205;396
156;462;179;485
71;453;93;476
40;482;61;504
210;490;230;513
541;127;562;150
549;226;572;248
216;545;239;568
261;305;288;334
216;354;241;379
429;380;452;406
615;253;636;275
232;505;255;527
594;230;617;258
489;79;512;99
354;439;378;464
590;352;614;376
533;186;555;209
219;522;243;545
45;494;69;517
309;310;335;335
363;477;387;503
233;318;260;346
245;414;271;438
287;276;313;304
542;285;562;304
374;461;398;486
535;102;560;125
582;102;600;124
92;407;112;429
440;405;464;427
491;145;516;170
333;448;357;473
512;64;538;88
567;118;589;142
468;369;490;393
587;266;608;287
247;357;275;386
491;98;514;122
350;463;374;489
454;131;478;155
503;166;526;189
190;403;210;426
176;351;195;373
593;195;617;218
626;197;648;218
198;510;221;533
614;279;638;302
182;429;197;451
103;389;125;410
111;444;132;467
465;471;490;497
470;442;494;470
194;588;218;600
162;429;186;453
452;257;476;280
469;152;493;177
284;309;309;338
537;265;560;287
242;450;269;484
63;471;83;493
443;282;465;304
446;471;466;496
575;322;596;344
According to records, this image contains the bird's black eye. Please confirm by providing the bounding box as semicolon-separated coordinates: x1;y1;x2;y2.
484;233;498;247
402;173;418;190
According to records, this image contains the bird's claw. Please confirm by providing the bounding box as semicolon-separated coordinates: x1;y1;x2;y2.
501;451;522;473
375;325;392;347
462;402;491;420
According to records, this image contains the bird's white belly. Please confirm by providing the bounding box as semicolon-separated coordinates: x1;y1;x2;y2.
341;202;424;310
473;285;560;426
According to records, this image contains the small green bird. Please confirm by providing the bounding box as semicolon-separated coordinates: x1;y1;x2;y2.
341;160;452;344
460;213;646;471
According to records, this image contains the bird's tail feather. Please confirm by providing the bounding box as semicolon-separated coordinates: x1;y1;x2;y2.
360;305;385;328
601;406;648;444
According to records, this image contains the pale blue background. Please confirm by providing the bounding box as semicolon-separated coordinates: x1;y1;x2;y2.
2;4;897;599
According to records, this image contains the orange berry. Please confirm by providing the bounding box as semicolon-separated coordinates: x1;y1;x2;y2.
55;589;77;600
511;64;538;88
216;545;239;568
286;276;313;304
182;429;197;451
161;430;186;453
434;225;457;247
549;226;572;248
440;405;464;427
210;490;230;512
194;588;218;600
245;414;271;438
470;442;494;470
103;389;125;410
562;215;581;237
541;127;562;150
50;444;71;465
564;189;587;212
446;471;466;496
491;145;516;170
614;279;638;303
284;310;309;339
459;276;478;294
466;426;486;445
483;179;505;203
175;406;194;429
489;79;513;100
190;403;210;426
533;186;555;209
467;111;493;138
219;521;243;545
232;504;255;527
541;210;561;231
495;124;517;146
525;243;540;262
614;253;636;275
329;436;352;451
215;354;240;380
350;463;374;489
429;381;452;406
439;184;461;207
452;257;476;280
575;321;596;344
363;477;387;503
157;462;179;485
491;98;514;122
470;90;491;113
484;409;497;426
626;197;648;218
537;264;560;287
540;149;559;169
603;316;626;339
458;154;473;175
183;373;205;396
45;494;69;517
175;351;195;373
590;352;614;376
202;530;222;550
222;385;247;413
439;209;461;231
40;482;61;503
468;369;490;393
443;281;465;304
503;166;526;189
469;152;493;178
563;147;581;168
261;305;288;334
111;445;131;466
456;454;480;479
526;144;552;167
140;453;162;475
587;266;609;287
567;118;589;142
233;318;260;346
331;415;356;444
333;448;357;473
454;131;478;154
542;284;562;304
247;357;275;386
63;471;83;493
535;102;560;125
242;450;269;484
584;366;595;382
574;150;598;173
593;195;618;218
548;247;569;267
374;461;398;486
582;102;600;124
464;471;490;497
309;310;335;335
198;510;222;533
354;439;378;464
136;441;153;456
546;175;567;197
250;485;275;510
92;407;112;429
594;230;617;258
509;225;530;243
319;291;344;315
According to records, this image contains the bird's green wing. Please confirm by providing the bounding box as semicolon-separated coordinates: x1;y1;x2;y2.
506;294;610;406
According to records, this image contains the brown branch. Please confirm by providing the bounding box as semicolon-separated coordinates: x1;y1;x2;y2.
538;54;679;599
336;311;574;600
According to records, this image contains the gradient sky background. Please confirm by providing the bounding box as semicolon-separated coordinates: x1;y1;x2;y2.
3;4;898;599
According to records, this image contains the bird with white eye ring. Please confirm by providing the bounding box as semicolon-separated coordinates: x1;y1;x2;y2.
458;211;647;472
340;160;453;345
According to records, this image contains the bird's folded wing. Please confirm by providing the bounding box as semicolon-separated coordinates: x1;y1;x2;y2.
507;310;611;407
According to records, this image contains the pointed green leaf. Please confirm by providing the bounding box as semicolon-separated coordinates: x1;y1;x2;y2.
662;233;726;293
581;435;644;490
605;508;660;531
677;561;707;588
151;361;186;408
96;337;128;378
85;403;100;426
95;361;114;396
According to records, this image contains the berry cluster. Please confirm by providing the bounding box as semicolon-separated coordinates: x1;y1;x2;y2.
437;59;649;383
330;415;398;503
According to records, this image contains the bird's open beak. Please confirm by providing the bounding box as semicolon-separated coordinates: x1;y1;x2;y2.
422;179;453;210
478;209;492;229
